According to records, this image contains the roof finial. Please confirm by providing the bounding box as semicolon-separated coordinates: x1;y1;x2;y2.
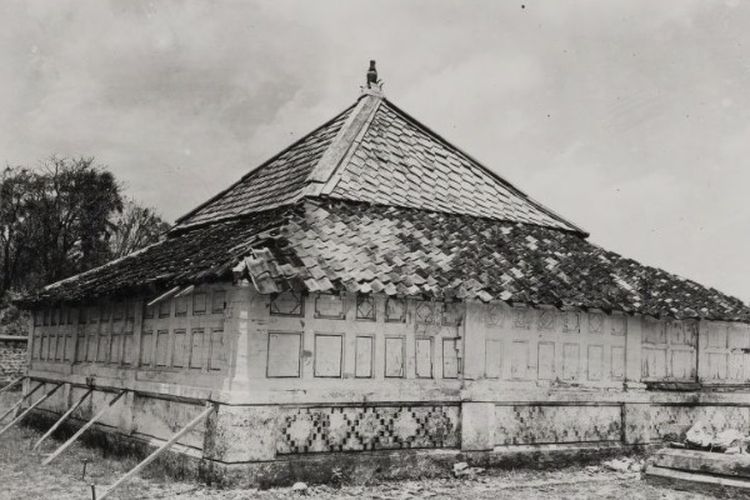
361;60;384;97
367;60;378;87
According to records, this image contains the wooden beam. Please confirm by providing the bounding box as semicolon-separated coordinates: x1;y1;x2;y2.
42;390;126;466
173;285;195;298
0;376;25;395
0;382;62;437
146;286;181;308
0;381;44;423
32;387;94;451
97;404;214;500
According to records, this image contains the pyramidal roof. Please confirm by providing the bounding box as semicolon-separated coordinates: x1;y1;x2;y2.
22;63;750;323
174;81;584;234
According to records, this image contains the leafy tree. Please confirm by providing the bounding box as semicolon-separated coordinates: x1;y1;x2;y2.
0;167;35;294
22;157;123;287
0;156;169;300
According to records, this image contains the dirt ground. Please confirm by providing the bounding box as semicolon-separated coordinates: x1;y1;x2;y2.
0;392;720;500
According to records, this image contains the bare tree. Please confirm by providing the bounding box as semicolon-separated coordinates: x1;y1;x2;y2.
109;198;170;259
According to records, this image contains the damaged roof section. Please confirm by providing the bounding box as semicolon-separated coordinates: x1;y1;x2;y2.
23;207;294;305
236;200;750;322
29;198;747;322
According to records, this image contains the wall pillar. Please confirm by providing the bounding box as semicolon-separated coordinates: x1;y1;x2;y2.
625;316;645;389
223;281;253;394
461;402;495;451
697;319;709;383
203;404;278;462
622;403;651;444
462;302;486;381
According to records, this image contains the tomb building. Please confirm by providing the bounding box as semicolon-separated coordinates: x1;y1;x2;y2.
19;62;750;485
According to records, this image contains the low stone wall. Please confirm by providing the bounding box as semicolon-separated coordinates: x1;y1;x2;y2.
0;335;27;383
23;380;750;487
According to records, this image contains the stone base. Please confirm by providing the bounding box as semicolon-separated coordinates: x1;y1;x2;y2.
23;409;649;488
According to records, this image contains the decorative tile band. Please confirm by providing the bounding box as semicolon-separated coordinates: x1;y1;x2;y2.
276;405;460;454
495;404;622;445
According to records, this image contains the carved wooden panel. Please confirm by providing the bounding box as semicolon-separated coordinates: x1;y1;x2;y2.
175;296;188;317
314;334;342;377
415;301;437;324
587;345;603;380
588;313;604;334
442;338;459;379
211;290;226;314
611;346;625;380
355;336;373;378
270;290;304;317
563;343;579;381
356;294;376;321
485;339;502;378
513;308;531;329
208;329;227;371
642;317;697;381
267;332;302;377
486;304;505;327
385;298;406;323
537;342;555;380
442;303;463;327
611;315;627;336
415;338;432;378
510;341;529;379
140;330;153;367
385;337;405;378
193;293;207;315
172;329;188;368
315;294;344;320
190;328;206;370
537;310;556;331
155;329;169;367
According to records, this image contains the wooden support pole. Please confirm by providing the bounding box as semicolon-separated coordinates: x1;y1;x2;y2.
146;286;180;308
97;404;214;500
0;376;25;395
0;383;62;437
33;388;94;451
42;390;126;466
0;381;44;423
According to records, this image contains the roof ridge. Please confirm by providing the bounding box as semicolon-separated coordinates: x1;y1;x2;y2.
305;93;382;193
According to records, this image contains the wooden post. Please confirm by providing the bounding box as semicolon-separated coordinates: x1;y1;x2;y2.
33;388;94;451
0;376;25;395
0;381;44;423
42;390;126;466
0;383;62;437
96;404;214;500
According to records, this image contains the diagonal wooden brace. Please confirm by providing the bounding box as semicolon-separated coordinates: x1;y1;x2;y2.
0;381;44;423
0;382;63;437
0;376;26;395
33;387;94;451
42;390;126;466
97;403;214;500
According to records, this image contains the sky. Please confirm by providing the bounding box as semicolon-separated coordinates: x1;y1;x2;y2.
1;0;749;302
